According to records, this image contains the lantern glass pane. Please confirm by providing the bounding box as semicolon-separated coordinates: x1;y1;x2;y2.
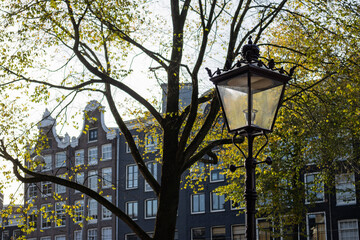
251;73;284;130
217;73;248;131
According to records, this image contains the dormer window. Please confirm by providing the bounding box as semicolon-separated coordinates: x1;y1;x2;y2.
89;128;98;142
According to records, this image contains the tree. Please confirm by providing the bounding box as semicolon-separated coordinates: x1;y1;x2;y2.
215;0;360;238
0;0;291;239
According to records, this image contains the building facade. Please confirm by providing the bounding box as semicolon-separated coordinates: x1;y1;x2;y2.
0;99;357;240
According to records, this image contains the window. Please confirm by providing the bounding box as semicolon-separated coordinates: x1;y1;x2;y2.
88;170;98;191
41;237;51;240
191;193;205;214
102;196;112;220
145;162;158;191
212;226;226;240
75;171;84;185
210;160;225;182
102;168;112;189
75;149;84;166
126;136;139;153
232;225;245;240
145;198;158;219
88;199;98;222
74;230;82;240
126;165;138;189
88;147;98;165
28;208;37;228
102;227;112;240
89;128;98;142
13;229;21;239
88;228;97;240
1;231;9;240
257;219;272;240
41;181;52;197
211;192;225;212
126;201;138;219
125;234;139;240
56;151;66;168
336;173;356;205
55;201;66;227
305;173;324;203
307;212;326;240
55;174;66;194
102;144;112;160
74;200;84;222
145;133;158;152
55;235;66;240
41;203;52;229
28;183;37;198
43;154;52;171
338;219;359;240
192;227;206;240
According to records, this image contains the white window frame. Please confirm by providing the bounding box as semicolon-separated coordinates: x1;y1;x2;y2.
126;164;138;189
88;228;97;240
74;199;84;223
126;201;138;220
27;207;37;228
75;149;84;166
43;154;52;171
304;172;324;204
338;219;359;240
28;183;37;198
55;151;66;168
102;144;112;161
102;167;112;189
102;195;112;220
75;172;84;193
210;192;225;212
74;230;82;240
102;227;112;240
191;193;205;214
145;161;158;192
40;237;51;240
306;212;327;240
145;198;158;219
88;128;98;142
55;201;66;227
55;174;66;194
41;204;52;229
335;173;356;206
41;181;52;197
145;133;158;152
88;170;98;191
13;229;21;239
88;199;98;223
55;235;66;240
88;147;98;165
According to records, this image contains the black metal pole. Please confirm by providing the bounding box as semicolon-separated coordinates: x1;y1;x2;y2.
245;133;257;240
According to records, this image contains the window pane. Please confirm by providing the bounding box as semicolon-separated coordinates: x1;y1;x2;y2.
307;213;326;240
75;150;84;166
127;165;138;189
212;226;226;240
102;144;112;160
56;152;66;168
89;129;98;142
88;147;98;165
192;228;206;240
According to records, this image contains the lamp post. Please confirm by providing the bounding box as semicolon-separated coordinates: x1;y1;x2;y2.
208;37;293;240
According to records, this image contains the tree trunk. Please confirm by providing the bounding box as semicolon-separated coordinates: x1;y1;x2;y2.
153;126;181;240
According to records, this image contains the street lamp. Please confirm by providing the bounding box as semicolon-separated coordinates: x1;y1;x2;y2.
208;37;293;240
